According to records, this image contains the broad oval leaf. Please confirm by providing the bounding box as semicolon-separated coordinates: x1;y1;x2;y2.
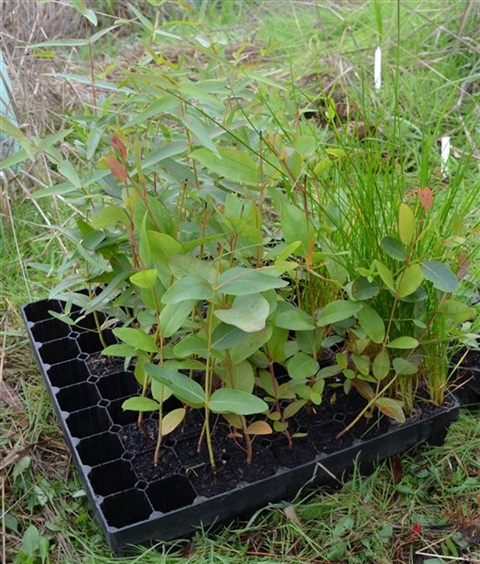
281;203;315;258
396;264;424;298
216;267;288;296
438;300;473;323
174;335;209;358
374;260;395;292
161;275;214;305
113;327;158;353
387;336;419;349
275;307;315;330
287;352;319;380
372;350;390;381
130;269;158;289
122;397;159;412
421;261;459;293
351;276;379;300
245;421;273;435
161;408;186;436
208;388;269;415
356;305;385;344
381;236;407;261
375;397;405;423
147;231;183;266
214;293;269;333
392;357;418;375
191;147;258;186
317;300;362;327
159;300;196;338
398;203;415;245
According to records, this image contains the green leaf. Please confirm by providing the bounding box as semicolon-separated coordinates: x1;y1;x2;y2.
317;300;363;327
392;357;418;375
159;300;196;338
281;203;314;258
58;160;82;188
421;261;459;293
387;336;419;349
398;203;415;245
215;360;255;394
287;352;319;380
146;364;205;408
372;350;390;380
174;335;209;358
211;324;247;350
216;267;288;296
374;260;395;292
214;293;269;333
351;276;379;300
230;326;272;364
122;397;160;412
351;354;370;376
102;344;136;357
130;269;158;289
275;306;315;330
147;231;183;266
181;114;218;154
396;264;424;298
191;147;258;185
283;399;308;419
91;206;129;229
375;397;405;423
381;236;408;261
161;275;214;304
208;388;268;415
438;300;472;323
356;305;385;344
113;327;158;353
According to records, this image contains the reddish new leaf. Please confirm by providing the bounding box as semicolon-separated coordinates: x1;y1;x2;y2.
105;155;128;183
111;134;127;161
417;187;433;210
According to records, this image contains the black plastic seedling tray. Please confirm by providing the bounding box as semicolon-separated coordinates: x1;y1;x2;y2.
23;298;460;554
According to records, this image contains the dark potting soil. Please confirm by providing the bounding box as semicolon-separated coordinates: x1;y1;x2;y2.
116;381;440;500
86;353;127;378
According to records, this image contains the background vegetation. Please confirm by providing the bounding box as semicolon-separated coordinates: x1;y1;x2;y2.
1;1;479;562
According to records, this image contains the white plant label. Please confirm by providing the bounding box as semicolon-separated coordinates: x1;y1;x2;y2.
441;136;451;176
374;46;382;92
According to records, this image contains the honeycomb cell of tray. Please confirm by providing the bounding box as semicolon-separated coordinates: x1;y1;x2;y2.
101;489;152;529
77;432;124;466
107;397;139;426
96;373;140;401
38;338;81;365
69;311;106;330
75;330;117;355
146;476;196;513
56;382;101;413
47;359;90;388
31;319;71;343
23;300;63;323
88;460;136;496
66;406;111;439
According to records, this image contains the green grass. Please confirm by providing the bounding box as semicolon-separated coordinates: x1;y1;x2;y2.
2;1;480;562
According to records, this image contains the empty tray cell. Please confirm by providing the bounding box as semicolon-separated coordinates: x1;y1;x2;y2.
47;359;90;388
146;476;196;513
96;373;140;401
101;489;152;529
66;406;111;439
107;398;139;426
76;329;116;355
88;460;136;496
77;432;124;466
31;319;71;343
56;382;101;413
38;338;80;365
23;300;63;323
